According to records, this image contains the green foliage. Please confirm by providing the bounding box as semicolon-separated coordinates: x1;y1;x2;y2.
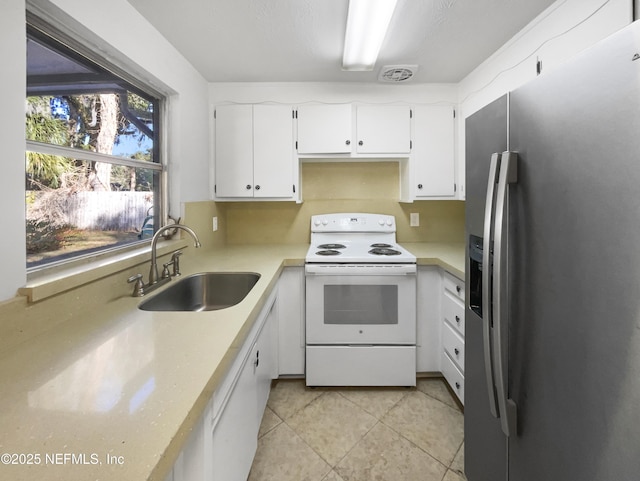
25;219;69;254
25;97;74;188
126;92;154;122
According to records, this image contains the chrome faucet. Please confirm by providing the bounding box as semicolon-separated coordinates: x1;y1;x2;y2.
149;224;201;284
128;224;201;297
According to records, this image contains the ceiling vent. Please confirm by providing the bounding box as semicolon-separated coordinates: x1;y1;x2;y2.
378;65;418;83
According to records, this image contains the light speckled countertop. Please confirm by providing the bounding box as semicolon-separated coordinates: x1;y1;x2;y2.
0;242;463;480
402;242;465;279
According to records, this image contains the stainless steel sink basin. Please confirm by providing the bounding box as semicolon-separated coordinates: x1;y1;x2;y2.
138;272;261;312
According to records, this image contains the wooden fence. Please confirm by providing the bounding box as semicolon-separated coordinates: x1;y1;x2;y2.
64;191;153;231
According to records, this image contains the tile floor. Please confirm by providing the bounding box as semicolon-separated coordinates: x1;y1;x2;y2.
248;377;466;481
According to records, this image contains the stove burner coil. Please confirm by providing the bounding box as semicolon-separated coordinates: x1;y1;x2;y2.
316;249;342;256
370;243;392;248
317;243;346;249
369;247;401;256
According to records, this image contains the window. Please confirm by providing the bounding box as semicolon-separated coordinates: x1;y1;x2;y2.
25;21;163;270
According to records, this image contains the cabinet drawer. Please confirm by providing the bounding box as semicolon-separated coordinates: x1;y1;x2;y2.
443;291;465;337
443;271;464;302
442;322;464;373
441;351;464;404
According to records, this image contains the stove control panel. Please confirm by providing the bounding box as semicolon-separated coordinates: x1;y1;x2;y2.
311;213;395;233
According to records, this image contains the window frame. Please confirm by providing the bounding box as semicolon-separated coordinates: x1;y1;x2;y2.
25;14;167;275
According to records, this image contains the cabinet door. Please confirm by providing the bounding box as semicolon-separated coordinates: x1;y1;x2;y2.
416;266;442;372
277;267;305;375
413;105;455;197
356;105;411;154
215;105;254;197
210;347;258;481
253;105;294;198
255;301;277;422
175;412;206;481
297;104;352;154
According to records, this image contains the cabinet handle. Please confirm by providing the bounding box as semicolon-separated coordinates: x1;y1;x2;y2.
455;382;461;390
358;140;363;146
454;348;460;356
418;184;423;189
255;350;260;368
456;285;461;293
345;140;351;145
246;184;252;190
455;315;460;324
255;185;261;190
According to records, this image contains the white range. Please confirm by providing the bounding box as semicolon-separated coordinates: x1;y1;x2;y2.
305;213;417;387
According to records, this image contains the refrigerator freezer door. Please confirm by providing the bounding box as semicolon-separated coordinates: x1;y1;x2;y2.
508;22;640;481
464;94;508;481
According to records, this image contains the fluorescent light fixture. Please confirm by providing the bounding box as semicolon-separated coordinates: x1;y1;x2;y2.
342;0;398;71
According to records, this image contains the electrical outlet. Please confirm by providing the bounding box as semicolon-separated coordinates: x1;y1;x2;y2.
212;216;218;232
410;213;419;227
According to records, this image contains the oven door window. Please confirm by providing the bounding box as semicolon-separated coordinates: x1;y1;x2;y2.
324;285;398;325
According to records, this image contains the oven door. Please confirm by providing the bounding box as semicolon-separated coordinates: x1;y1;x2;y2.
305;264;416;345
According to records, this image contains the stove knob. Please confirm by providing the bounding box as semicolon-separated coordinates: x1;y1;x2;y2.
314;219;321;226
386;219;393;226
378;219;385;226
322;219;329;226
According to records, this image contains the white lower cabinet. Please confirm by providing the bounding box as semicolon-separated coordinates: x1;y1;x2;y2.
166;289;278;481
441;271;465;404
210;342;259;481
276;267;305;376
441;351;465;402
416;266;442;372
208;295;277;481
417;266;466;404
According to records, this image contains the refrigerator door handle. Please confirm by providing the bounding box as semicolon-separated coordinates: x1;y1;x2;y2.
492;150;519;437
482;152;501;418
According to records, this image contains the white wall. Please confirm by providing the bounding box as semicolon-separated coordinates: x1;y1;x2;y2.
456;0;632;197
0;3;27;301
209;82;458;105
0;0;210;302
459;0;632;116
40;0;212;210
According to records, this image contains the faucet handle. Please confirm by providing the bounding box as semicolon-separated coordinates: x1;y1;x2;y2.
161;262;172;279
127;273;143;283
171;250;183;276
127;274;144;297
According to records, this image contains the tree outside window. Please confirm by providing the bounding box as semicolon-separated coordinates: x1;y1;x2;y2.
26;24;162;269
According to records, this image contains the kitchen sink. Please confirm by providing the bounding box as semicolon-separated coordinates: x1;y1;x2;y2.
138;272;261;312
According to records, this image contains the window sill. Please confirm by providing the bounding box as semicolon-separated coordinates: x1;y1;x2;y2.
20;239;188;303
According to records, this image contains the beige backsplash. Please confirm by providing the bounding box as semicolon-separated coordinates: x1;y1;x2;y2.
186;162;465;246
1;162;462;353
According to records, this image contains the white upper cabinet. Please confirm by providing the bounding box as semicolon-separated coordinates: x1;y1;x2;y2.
215;104;296;200
215;104;253;198
253;105;296;198
296;104;352;154
296;104;412;157
409;105;456;198
355;105;411;154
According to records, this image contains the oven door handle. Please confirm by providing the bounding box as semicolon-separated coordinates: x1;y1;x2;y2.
305;264;417;276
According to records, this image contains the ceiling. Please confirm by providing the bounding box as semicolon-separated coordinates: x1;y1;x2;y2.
126;0;557;84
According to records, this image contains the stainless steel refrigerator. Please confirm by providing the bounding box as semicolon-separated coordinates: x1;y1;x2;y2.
464;21;640;481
